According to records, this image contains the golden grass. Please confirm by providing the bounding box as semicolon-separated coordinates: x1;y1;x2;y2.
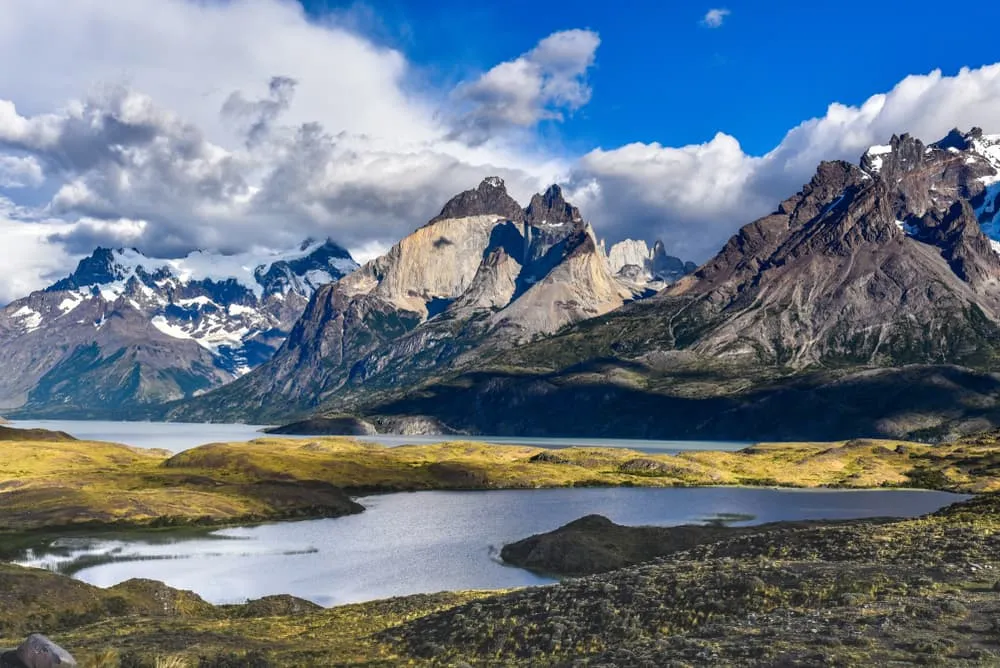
5;430;1000;534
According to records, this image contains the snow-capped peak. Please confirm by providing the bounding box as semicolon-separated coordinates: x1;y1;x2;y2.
0;239;360;378
49;239;358;300
969;133;1000;184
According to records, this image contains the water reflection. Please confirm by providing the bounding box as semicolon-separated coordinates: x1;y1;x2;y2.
15;487;967;606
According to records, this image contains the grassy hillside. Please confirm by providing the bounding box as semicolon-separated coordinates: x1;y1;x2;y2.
0;561;494;666
0;434;361;532
6;429;1000;536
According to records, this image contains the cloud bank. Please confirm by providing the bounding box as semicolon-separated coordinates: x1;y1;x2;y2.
570;64;1000;261
1;0;1000;304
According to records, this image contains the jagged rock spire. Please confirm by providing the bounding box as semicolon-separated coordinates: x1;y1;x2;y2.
524;184;583;227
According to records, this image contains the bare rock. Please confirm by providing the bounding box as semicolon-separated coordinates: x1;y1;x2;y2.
4;635;76;668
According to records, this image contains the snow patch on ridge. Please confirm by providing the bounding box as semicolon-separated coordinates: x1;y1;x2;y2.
11;305;42;333
151;315;193;341
864;144;893;173
111;241;342;298
970;134;1000;181
58;295;84;314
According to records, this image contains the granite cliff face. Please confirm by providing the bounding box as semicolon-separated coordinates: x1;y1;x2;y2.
0;240;357;417
605;238;697;287
170;178;687;422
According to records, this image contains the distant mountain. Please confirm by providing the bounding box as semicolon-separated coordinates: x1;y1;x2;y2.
324;128;1000;442
0;240;357;417
603;238;698;292
167;178;695;423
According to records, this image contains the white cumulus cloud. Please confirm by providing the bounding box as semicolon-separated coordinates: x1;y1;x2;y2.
449;29;601;144
572;63;1000;262
1;0;1000;309
701;9;731;28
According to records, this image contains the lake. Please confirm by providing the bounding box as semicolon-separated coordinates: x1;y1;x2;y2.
7;419;751;454
14;487;967;607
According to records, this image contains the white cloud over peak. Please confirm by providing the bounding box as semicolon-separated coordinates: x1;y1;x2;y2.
0;0;582;304
1;0;1000;308
572;63;1000;261
701;9;731;28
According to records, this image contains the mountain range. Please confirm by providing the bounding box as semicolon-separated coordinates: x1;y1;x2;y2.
351;128;1000;441
0;240;357;417
165;179;688;424
7;128;1000;440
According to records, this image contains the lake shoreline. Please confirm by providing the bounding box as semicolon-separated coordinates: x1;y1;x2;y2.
3;491;1000;665
4;426;1000;664
0;431;983;537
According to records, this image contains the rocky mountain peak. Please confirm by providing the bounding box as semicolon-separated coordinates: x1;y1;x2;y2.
524;184;583;228
48;248;127;292
932;128;974;152
254;238;356;297
431;176;525;223
480;176;506;190
668;127;1000;369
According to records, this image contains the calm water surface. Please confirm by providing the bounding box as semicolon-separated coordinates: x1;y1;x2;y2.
8;419;750;453
16;487;967;606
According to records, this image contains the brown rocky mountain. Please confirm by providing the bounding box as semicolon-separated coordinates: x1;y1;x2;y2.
168;178;689;423
329;129;1000;441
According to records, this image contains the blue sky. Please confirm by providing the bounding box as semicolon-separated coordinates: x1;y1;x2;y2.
304;0;1000;155
2;0;1000;303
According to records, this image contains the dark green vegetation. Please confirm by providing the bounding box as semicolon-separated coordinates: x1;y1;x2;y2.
499;514;892;577
360;358;1000;443
263;415;377;436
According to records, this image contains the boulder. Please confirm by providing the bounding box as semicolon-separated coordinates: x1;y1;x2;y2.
2;635;76;668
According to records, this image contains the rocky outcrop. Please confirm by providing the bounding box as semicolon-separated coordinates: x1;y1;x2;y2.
1;635;77;668
492;226;633;337
606;239;697;286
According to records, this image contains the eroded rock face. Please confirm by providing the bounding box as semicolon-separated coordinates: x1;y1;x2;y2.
665;128;1000;368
